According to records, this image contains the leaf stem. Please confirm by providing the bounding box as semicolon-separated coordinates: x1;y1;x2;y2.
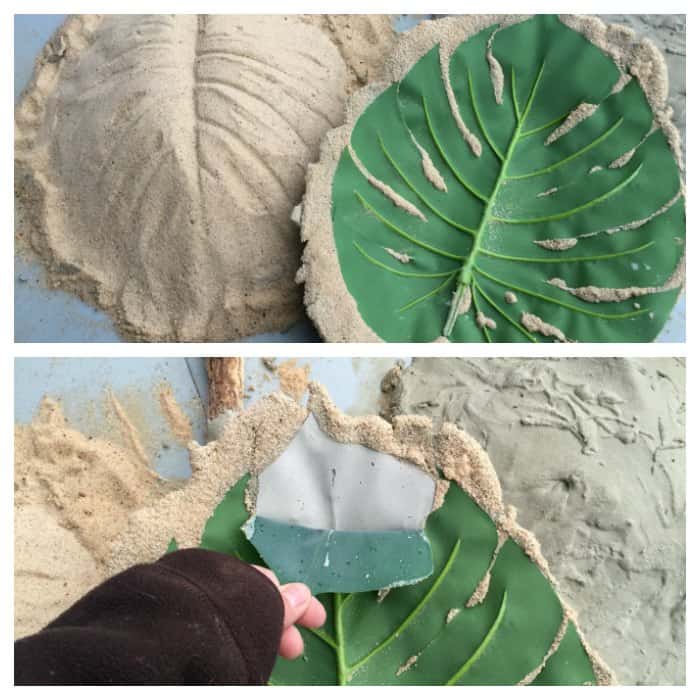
335;593;348;685
494;162;643;225
354;241;459;278
307;626;338;650
468;69;505;161
473;278;537;342
470;282;492;342
475;265;650;320
511;68;521;121
378;135;477;235
478;239;654;264
443;284;468;336
355;192;466;261
445;590;508;685
506;117;624;180
443;62;546;337
347;538;462;676
422;95;489;203
399;273;458;313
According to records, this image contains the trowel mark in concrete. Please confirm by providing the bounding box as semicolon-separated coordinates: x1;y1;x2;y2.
519;367;657;455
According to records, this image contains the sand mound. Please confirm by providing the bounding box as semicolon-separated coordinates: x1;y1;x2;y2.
14;398;165;637
14;505;103;639
15;15;396;341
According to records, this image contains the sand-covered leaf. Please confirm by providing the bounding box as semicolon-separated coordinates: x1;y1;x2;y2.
200;477;600;685
325;15;684;342
15;15;349;341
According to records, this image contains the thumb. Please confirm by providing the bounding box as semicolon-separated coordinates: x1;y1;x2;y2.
279;583;312;628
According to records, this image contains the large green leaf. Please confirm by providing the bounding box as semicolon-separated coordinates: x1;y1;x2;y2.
199;475;600;685
331;15;684;342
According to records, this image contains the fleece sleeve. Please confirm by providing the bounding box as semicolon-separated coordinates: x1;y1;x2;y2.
14;548;284;685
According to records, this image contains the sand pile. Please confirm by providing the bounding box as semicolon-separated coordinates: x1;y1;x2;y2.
15;15;396;341
14;398;166;638
261;357;311;401
384;358;685;684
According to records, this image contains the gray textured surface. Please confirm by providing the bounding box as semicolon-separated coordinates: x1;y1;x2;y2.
601;15;685;160
255;414;435;531
389;358;685;685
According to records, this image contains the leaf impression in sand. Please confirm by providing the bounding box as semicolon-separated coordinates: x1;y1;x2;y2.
194;387;611;685
14;15;348;341
300;14;685;342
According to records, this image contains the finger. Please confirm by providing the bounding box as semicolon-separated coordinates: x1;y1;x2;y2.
279;625;305;660
280;583;312;628
251;565;280;588
297;596;327;629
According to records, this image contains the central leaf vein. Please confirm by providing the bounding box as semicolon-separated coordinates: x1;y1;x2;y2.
442;60;546;336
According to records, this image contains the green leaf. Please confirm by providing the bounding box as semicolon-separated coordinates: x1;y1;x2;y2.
331;15;684;342
199;478;599;685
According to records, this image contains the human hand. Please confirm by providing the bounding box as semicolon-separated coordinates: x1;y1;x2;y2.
252;566;327;660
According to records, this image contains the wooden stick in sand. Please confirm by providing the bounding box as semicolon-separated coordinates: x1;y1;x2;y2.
206;358;245;420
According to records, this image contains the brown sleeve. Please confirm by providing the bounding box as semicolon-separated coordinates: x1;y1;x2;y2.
14;549;284;685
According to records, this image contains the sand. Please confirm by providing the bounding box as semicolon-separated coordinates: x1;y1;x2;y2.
14;398;166;638
15;505;103;640
304;15;396;91
598;15;685;161
298;14;684;342
15;15;396;341
383;358;685;685
158;383;194;444
276;359;311;401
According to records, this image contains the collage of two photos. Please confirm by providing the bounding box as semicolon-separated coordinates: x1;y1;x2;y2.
12;9;687;687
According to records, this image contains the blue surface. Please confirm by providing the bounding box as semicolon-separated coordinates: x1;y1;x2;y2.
13;358;403;479
13;14;685;342
15;358;208;479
